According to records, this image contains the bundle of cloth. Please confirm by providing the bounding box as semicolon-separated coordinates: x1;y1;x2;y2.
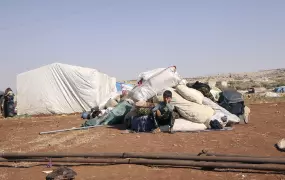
82;66;249;134
126;66;248;133
81;91;134;127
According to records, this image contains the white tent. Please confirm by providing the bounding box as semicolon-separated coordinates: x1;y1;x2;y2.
16;63;116;115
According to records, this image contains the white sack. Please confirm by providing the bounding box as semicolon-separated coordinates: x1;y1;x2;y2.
105;98;118;108
167;88;214;124
202;97;240;123
204;112;228;129
179;79;188;85
176;85;204;104
210;89;221;102
99;92;121;110
137;68;165;83
172;119;207;132
17;63;116;115
129;67;183;101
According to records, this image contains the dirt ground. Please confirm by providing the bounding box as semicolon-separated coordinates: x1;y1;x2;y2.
1;103;285;180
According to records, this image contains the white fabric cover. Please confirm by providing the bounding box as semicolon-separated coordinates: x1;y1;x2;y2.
17;63;116;115
105;98;118;108
202;97;240;123
172;119;207;132
98;92;121;110
129;67;183;101
210;89;221;102
167;88;214;124
204;112;229;129
137;68;165;83
176;85;204;104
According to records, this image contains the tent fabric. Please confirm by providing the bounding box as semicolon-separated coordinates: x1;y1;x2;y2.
17;63;116;115
274;86;285;93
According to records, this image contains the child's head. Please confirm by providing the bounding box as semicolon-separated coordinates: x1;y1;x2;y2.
163;90;172;103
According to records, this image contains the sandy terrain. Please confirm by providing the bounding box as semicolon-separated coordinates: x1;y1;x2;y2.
0;103;285;179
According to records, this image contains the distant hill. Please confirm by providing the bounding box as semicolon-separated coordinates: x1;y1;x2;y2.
186;68;285;83
125;68;285;89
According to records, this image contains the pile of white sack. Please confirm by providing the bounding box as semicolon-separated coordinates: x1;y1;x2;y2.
127;66;246;132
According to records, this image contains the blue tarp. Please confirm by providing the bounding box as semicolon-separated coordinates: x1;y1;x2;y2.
274;86;285;93
116;82;134;92
116;82;123;92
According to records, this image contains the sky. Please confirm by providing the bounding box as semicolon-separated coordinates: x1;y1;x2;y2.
1;0;285;90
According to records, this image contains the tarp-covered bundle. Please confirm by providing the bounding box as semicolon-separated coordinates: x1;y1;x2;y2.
129;66;185;101
82;66;250;132
17;63;116;115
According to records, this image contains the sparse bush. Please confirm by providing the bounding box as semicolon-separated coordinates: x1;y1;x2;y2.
226;81;261;90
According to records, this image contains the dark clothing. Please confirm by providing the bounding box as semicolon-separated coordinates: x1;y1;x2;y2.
152;102;174;128
199;87;216;102
131;115;155;132
189;81;216;102
3;91;16;118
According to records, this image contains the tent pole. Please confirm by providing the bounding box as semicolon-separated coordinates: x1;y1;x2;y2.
39;125;105;135
2;152;285;165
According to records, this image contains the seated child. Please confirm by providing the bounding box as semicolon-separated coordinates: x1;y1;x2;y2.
151;90;174;133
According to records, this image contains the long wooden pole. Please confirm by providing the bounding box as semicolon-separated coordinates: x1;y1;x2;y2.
2;152;285;165
1;158;285;172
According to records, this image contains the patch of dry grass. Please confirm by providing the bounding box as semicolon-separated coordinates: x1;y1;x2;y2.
27;130;87;152
244;94;285;104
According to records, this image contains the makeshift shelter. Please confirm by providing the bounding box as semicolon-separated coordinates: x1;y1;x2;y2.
17;63;116;115
274;86;285;93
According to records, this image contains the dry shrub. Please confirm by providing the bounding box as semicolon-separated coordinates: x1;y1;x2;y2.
244;94;285;104
226;80;261;90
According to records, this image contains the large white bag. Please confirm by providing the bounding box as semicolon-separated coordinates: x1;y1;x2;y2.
167;88;214;124
210;88;221;102
202;97;240;123
137;68;165;83
129;67;183;101
172;119;207;132
176;85;204;104
204;112;229;129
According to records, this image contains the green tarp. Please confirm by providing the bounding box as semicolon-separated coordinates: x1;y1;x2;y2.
82;100;133;127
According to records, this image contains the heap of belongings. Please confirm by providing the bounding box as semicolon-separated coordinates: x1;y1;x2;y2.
82;66;250;133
